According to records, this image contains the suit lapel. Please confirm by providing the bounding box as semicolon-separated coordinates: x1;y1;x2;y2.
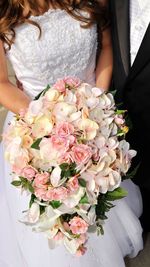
114;0;130;76
128;23;150;82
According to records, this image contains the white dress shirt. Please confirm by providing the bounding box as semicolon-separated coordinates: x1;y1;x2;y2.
130;0;150;65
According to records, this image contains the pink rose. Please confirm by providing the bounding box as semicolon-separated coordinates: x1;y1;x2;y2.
67;176;79;192
68;135;76;145
46;187;68;201
114;115;125;125
59;152;73;164
56;122;74;138
69;216;89;235
34;187;48;201
53;79;66;93
51;135;69;151
34;172;50;188
71;144;92;165
64;77;81;88
21;166;37;181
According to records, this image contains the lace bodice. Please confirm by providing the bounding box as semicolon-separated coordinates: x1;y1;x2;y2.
6;9;97;99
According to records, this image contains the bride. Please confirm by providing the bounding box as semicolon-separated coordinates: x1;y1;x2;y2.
0;0;143;266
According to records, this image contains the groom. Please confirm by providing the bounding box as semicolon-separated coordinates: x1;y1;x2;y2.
110;0;150;232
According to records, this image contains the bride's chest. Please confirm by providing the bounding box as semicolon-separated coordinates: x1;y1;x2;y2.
8;10;97;65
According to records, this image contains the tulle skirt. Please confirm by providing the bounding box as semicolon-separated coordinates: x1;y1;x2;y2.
0;112;143;267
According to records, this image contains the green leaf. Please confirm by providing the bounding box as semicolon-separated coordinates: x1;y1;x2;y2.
19;176;34;193
79;194;89;204
96;193;116;221
19;176;27;183
123;163;141;180
106;187;128;201
42;84;51;96
70;162;77;170
34;84;51;100
28;183;34;193
60;163;69;170
72;234;81;238
116;109;127;115
29;194;36;208
109;89;117;96
40;205;46;215
11;180;22;187
50;200;61;209
78;178;86;187
60;162;77;179
31;138;42;150
117;129;125;137
61;170;69;179
64;170;71;178
60;164;67;169
19;176;28;188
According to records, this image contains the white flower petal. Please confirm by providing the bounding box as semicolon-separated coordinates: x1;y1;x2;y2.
27;203;40;224
50;166;61;187
63;187;85;208
46;228;58;239
64;237;79;255
92;87;104;97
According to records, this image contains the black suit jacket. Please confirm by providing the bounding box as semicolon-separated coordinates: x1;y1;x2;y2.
110;0;150;190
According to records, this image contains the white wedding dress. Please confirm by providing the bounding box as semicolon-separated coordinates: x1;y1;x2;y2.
0;9;143;267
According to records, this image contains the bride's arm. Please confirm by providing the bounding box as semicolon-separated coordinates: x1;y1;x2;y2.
0;41;30;114
96;0;113;90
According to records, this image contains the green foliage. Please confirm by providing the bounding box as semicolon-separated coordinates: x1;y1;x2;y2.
50;201;62;209
40;205;46;215
79;194;89;204
78;178;86;187
115;109;127;115
28;183;34;193
109;89;117;96
117;128;125;137
96;187;127;221
60;162;77;179
122;163;141;181
11;180;22;186
59;163;69;170
29;194;36;208
31;138;42;150
106;187;128;201
11;176;34;194
34;85;50;100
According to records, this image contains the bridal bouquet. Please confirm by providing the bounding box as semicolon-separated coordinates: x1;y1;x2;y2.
3;77;136;256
